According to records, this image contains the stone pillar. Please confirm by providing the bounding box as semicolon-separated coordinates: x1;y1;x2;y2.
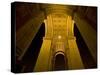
16;12;45;60
74;13;97;62
67;37;84;69
34;39;52;72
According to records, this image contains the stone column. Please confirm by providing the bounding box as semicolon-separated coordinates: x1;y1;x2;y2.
16;12;45;60
67;37;84;69
34;38;52;72
74;13;97;62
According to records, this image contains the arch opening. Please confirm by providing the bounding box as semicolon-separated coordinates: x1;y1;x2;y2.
54;54;66;70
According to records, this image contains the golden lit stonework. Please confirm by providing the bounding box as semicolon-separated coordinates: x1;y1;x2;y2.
14;2;97;73
34;5;84;71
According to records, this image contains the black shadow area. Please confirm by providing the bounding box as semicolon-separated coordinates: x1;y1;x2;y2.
74;23;97;69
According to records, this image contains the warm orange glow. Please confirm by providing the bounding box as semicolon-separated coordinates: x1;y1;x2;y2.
34;4;84;71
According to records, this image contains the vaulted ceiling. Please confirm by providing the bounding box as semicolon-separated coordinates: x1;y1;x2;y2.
15;2;97;31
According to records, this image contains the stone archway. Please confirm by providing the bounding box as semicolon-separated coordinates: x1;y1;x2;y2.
54;53;65;70
34;4;84;71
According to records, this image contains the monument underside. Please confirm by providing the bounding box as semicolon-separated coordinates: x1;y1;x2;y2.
14;3;97;72
34;5;84;71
